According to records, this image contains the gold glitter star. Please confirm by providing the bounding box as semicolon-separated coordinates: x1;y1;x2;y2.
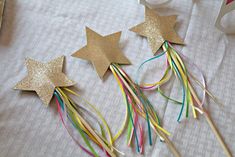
14;56;76;105
72;27;130;78
130;7;184;54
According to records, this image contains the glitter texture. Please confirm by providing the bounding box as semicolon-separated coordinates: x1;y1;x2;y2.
14;56;76;105
130;7;184;54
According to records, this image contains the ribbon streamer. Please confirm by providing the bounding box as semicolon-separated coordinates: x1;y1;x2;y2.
136;41;232;157
109;63;180;157
53;87;118;157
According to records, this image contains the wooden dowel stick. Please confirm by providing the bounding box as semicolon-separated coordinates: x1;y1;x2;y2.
188;83;231;157
158;130;181;157
204;111;232;157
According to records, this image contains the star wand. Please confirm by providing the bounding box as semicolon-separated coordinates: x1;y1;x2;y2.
72;27;180;156
14;56;117;157
131;7;232;157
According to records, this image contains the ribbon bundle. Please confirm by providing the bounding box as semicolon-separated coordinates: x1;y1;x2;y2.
54;87;118;157
136;41;232;157
137;42;208;120
110;63;180;156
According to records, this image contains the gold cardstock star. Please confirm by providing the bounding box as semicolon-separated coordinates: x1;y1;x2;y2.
14;56;76;105
130;7;184;54
72;27;131;78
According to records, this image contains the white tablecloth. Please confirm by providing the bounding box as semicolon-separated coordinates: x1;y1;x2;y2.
0;0;234;156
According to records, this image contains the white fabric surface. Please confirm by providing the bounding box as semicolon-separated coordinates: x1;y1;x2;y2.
0;0;234;156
